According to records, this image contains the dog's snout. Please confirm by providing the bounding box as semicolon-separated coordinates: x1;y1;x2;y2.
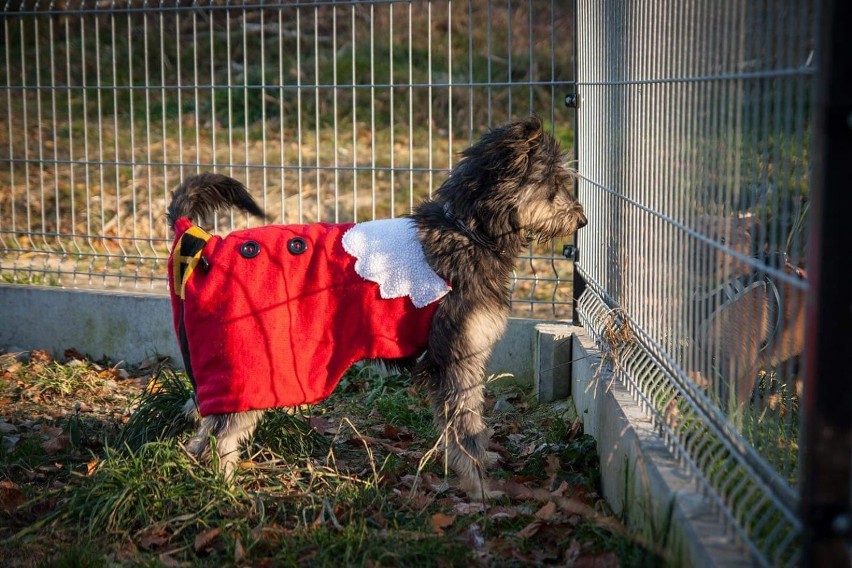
576;211;588;229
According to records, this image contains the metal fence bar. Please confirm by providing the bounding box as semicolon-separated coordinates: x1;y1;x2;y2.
800;0;852;564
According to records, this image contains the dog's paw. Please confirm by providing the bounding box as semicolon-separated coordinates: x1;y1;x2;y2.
219;453;241;483
483;450;501;469
184;435;209;460
182;397;201;423
459;476;505;502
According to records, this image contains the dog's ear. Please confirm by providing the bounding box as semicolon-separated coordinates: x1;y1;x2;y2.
501;116;547;176
521;115;545;143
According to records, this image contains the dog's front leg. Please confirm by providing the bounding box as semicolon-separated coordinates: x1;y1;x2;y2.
419;308;507;501
186;410;263;481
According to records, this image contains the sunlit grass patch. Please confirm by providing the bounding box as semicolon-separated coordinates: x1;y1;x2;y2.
10;358;112;402
53;442;245;536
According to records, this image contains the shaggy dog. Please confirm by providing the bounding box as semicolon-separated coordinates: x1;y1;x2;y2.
166;116;587;500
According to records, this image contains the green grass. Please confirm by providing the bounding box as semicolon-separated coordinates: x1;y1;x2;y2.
0;353;664;567
55;442;244;536
113;367;196;452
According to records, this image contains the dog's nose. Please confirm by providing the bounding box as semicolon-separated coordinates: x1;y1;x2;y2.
576;211;588;229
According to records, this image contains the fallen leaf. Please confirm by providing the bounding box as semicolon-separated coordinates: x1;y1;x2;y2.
517;519;544;538
99;368;121;381
567;417;583;442
85;458;100;476
544;454;561;479
400;489;432;509
463;523;485;550
487;506;519;521
0;481;25;513
576;551;621;568
519;441;537;457
308;416;332;434
158;552;184;567
138;527;170;550
420;472;450;493
564;538;582;564
430;512;456;535
453;501;486;515
194;527;222;553
381;423;400;440
234;535;245;563
40;425;63;437
30;350;52;364
500;479;535;501
487;440;511;460
41;435;70;454
112;540;139;562
534;501;558;521
64;348;86;362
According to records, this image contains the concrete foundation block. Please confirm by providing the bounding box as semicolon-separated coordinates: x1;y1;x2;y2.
533;322;575;403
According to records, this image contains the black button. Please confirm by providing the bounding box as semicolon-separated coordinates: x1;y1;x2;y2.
287;237;308;255
240;241;261;258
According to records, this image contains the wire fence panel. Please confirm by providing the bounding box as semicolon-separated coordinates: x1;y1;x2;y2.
0;0;576;318
575;0;814;565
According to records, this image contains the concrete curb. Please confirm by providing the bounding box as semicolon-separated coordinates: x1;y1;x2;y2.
569;324;752;567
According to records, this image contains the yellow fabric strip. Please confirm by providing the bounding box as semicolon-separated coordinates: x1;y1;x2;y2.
173;226;212;300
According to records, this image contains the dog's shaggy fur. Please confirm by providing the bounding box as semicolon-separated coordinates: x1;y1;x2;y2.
167;117;586;500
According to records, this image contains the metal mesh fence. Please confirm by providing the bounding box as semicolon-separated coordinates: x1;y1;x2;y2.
0;0;576;318
574;1;814;565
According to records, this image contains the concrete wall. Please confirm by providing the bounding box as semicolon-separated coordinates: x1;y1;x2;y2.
0;284;541;384
1;284;180;364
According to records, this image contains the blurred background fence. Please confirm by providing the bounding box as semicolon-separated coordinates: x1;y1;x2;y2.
0;0;575;318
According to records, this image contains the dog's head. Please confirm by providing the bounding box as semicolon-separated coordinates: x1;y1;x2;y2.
438;116;587;247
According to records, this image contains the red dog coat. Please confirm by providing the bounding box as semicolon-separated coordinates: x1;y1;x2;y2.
168;217;448;416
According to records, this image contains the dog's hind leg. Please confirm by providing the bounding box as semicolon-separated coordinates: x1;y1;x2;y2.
186;410;263;481
419;307;507;501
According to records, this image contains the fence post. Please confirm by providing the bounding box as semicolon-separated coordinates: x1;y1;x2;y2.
800;0;852;565
569;0;586;327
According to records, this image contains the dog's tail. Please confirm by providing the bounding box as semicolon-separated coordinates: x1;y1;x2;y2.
167;173;266;230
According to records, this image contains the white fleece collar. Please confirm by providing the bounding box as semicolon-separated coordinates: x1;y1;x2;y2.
342;218;451;308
